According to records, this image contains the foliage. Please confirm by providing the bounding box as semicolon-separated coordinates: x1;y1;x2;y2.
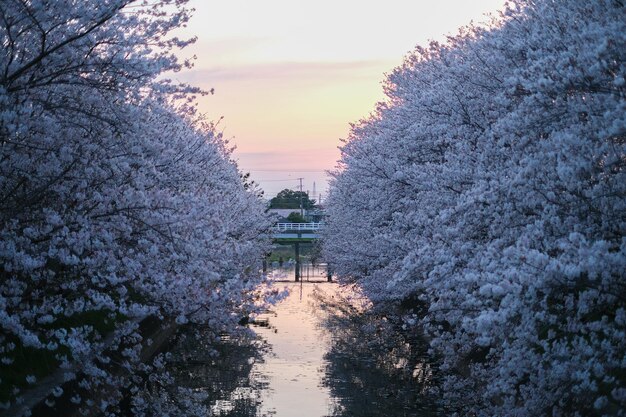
240;171;264;198
0;1;276;415
286;212;306;223
269;188;316;209
322;1;626;415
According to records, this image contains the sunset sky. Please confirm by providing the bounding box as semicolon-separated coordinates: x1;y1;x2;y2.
173;0;506;200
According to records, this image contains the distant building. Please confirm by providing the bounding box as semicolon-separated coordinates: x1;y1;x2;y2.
305;208;326;223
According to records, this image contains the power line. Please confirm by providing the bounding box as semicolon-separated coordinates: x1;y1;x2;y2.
246;169;328;173
255;178;301;182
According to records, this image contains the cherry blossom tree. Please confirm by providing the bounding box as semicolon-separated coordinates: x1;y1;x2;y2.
0;1;274;415
323;1;626;415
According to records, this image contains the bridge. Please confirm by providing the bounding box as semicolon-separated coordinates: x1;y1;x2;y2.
269;222;326;281
272;222;322;241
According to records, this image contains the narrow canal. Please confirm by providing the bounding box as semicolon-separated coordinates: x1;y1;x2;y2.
251;280;335;416
132;268;439;416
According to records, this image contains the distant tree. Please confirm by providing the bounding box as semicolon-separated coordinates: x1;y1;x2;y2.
286;212;307;223
269;188;316;209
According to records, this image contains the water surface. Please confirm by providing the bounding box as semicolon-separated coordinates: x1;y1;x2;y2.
252;281;336;416
132;269;439;416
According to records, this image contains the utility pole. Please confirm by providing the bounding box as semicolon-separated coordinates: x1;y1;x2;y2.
298;177;304;217
296;177;304;282
294;242;300;282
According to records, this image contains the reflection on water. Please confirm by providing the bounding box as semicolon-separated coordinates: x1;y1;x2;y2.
317;287;440;417
127;324;269;417
129;268;439;416
252;281;334;417
168;329;268;416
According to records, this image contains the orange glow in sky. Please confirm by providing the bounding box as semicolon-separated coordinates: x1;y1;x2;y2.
173;0;506;199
